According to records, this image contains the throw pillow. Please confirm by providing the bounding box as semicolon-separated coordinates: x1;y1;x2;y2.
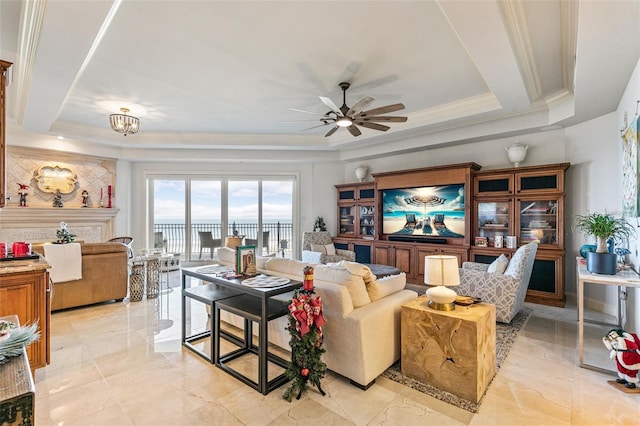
217;247;236;265
256;253;275;269
366;273;407;302
264;257;307;275
315;264;371;308
324;244;336;256
310;243;326;254
487;254;509;274
340;261;376;286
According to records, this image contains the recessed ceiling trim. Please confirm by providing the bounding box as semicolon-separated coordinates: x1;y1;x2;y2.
560;0;579;92
498;0;542;101
12;0;47;124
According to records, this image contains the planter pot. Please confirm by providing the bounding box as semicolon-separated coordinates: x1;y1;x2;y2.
586;252;618;275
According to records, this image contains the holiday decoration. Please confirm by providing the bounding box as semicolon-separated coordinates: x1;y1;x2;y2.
603;328;640;389
313;216;327;232
303;265;314;292
0;320;40;365
81;189;89;207
283;279;327;402
17;183;29;207
52;189;63;208
53;221;76;244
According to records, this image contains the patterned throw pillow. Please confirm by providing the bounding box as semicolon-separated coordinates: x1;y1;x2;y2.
487;254;509;274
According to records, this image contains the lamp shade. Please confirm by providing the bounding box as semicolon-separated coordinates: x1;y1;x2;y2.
424;255;460;287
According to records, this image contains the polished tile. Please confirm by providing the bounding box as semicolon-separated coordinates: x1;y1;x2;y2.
31;271;640;425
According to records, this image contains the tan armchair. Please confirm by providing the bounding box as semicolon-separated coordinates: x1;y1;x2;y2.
301;231;355;264
457;242;538;323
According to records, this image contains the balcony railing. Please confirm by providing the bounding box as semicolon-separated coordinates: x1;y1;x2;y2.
153;222;293;258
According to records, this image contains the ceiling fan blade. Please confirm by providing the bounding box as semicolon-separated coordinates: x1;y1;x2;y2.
324;126;339;137
356;121;390;132
319;96;342;116
288;107;328;116
358;115;408;122
302;123;332;131
346;96;375;117
357;103;405;117
347;125;362;137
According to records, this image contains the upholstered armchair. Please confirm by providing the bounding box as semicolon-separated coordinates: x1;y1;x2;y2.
457;242;538;323
301;231;356;264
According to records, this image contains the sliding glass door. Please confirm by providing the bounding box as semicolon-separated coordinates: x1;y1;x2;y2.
149;176;296;262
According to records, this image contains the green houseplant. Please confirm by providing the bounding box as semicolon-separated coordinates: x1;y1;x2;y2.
574;212;635;274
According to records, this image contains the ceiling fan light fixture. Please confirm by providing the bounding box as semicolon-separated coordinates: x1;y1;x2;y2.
336;117;353;127
109;107;140;136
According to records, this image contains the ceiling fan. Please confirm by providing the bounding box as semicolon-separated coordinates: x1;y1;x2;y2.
290;82;407;137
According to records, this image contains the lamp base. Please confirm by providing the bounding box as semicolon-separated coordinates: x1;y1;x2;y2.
427;299;456;311
425;285;457;311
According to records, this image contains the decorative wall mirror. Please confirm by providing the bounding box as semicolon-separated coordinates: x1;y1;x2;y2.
35;165;78;194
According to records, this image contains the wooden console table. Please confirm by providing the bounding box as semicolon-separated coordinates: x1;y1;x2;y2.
0;315;35;426
401;296;496;403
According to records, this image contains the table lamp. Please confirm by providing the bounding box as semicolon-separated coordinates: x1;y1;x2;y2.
424;255;460;311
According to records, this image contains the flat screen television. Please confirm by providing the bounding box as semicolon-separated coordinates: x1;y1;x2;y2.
382;184;465;238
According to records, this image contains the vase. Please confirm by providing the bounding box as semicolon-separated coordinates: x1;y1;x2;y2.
586;252;618;275
355;165;368;182
506;142;528;167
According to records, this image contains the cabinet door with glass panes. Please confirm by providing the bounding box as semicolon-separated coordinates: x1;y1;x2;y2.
516;197;563;249
475;199;513;247
358;203;375;238
338;204;356;236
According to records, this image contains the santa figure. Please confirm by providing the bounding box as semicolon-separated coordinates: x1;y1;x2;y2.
603;328;640;388
17;183;29;207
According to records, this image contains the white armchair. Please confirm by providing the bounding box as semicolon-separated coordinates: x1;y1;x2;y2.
457;242;538;323
301;231;356;264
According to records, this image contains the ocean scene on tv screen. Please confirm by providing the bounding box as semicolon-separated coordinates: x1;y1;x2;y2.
382;184;465;238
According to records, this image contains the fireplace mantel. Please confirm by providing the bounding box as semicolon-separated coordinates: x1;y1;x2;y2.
0;207;119;243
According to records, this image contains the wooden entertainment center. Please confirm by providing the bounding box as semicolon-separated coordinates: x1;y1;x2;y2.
334;161;570;307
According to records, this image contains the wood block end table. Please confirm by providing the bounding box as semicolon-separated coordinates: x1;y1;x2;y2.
401;295;496;403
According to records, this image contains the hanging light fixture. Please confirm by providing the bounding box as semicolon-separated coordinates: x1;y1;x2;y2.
109;107;140;136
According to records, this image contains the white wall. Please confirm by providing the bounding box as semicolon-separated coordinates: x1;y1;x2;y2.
617;58;640;330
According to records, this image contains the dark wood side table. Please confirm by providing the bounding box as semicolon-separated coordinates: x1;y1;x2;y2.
0;315;35;426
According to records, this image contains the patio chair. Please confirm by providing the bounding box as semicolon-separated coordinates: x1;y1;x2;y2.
154;231;167;251
404;213;418;229
245;230;270;254
199;231;222;259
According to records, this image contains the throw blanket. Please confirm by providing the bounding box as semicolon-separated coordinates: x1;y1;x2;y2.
43;243;83;283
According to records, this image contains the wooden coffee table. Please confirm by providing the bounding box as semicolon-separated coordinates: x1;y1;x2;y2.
401;295;496;403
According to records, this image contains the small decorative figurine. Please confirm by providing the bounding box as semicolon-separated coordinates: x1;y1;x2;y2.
17;183;29;207
52;189;63;208
603;328;640;389
81;190;89;207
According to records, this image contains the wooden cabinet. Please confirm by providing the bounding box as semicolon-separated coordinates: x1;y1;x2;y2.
0;60;12;209
333;238;372;263
472;163;570;306
0;258;51;370
335;182;376;238
371;241;467;284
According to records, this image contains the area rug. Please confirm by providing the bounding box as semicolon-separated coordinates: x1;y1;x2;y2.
381;308;532;413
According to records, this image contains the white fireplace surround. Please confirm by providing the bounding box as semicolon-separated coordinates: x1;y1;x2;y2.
0;207;119;244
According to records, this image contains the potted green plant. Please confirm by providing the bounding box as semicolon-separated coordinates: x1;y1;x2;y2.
574;212;636;274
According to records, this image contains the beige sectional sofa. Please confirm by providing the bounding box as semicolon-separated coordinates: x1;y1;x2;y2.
214;247;417;389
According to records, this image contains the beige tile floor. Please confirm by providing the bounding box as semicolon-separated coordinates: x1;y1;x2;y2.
32;271;640;425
